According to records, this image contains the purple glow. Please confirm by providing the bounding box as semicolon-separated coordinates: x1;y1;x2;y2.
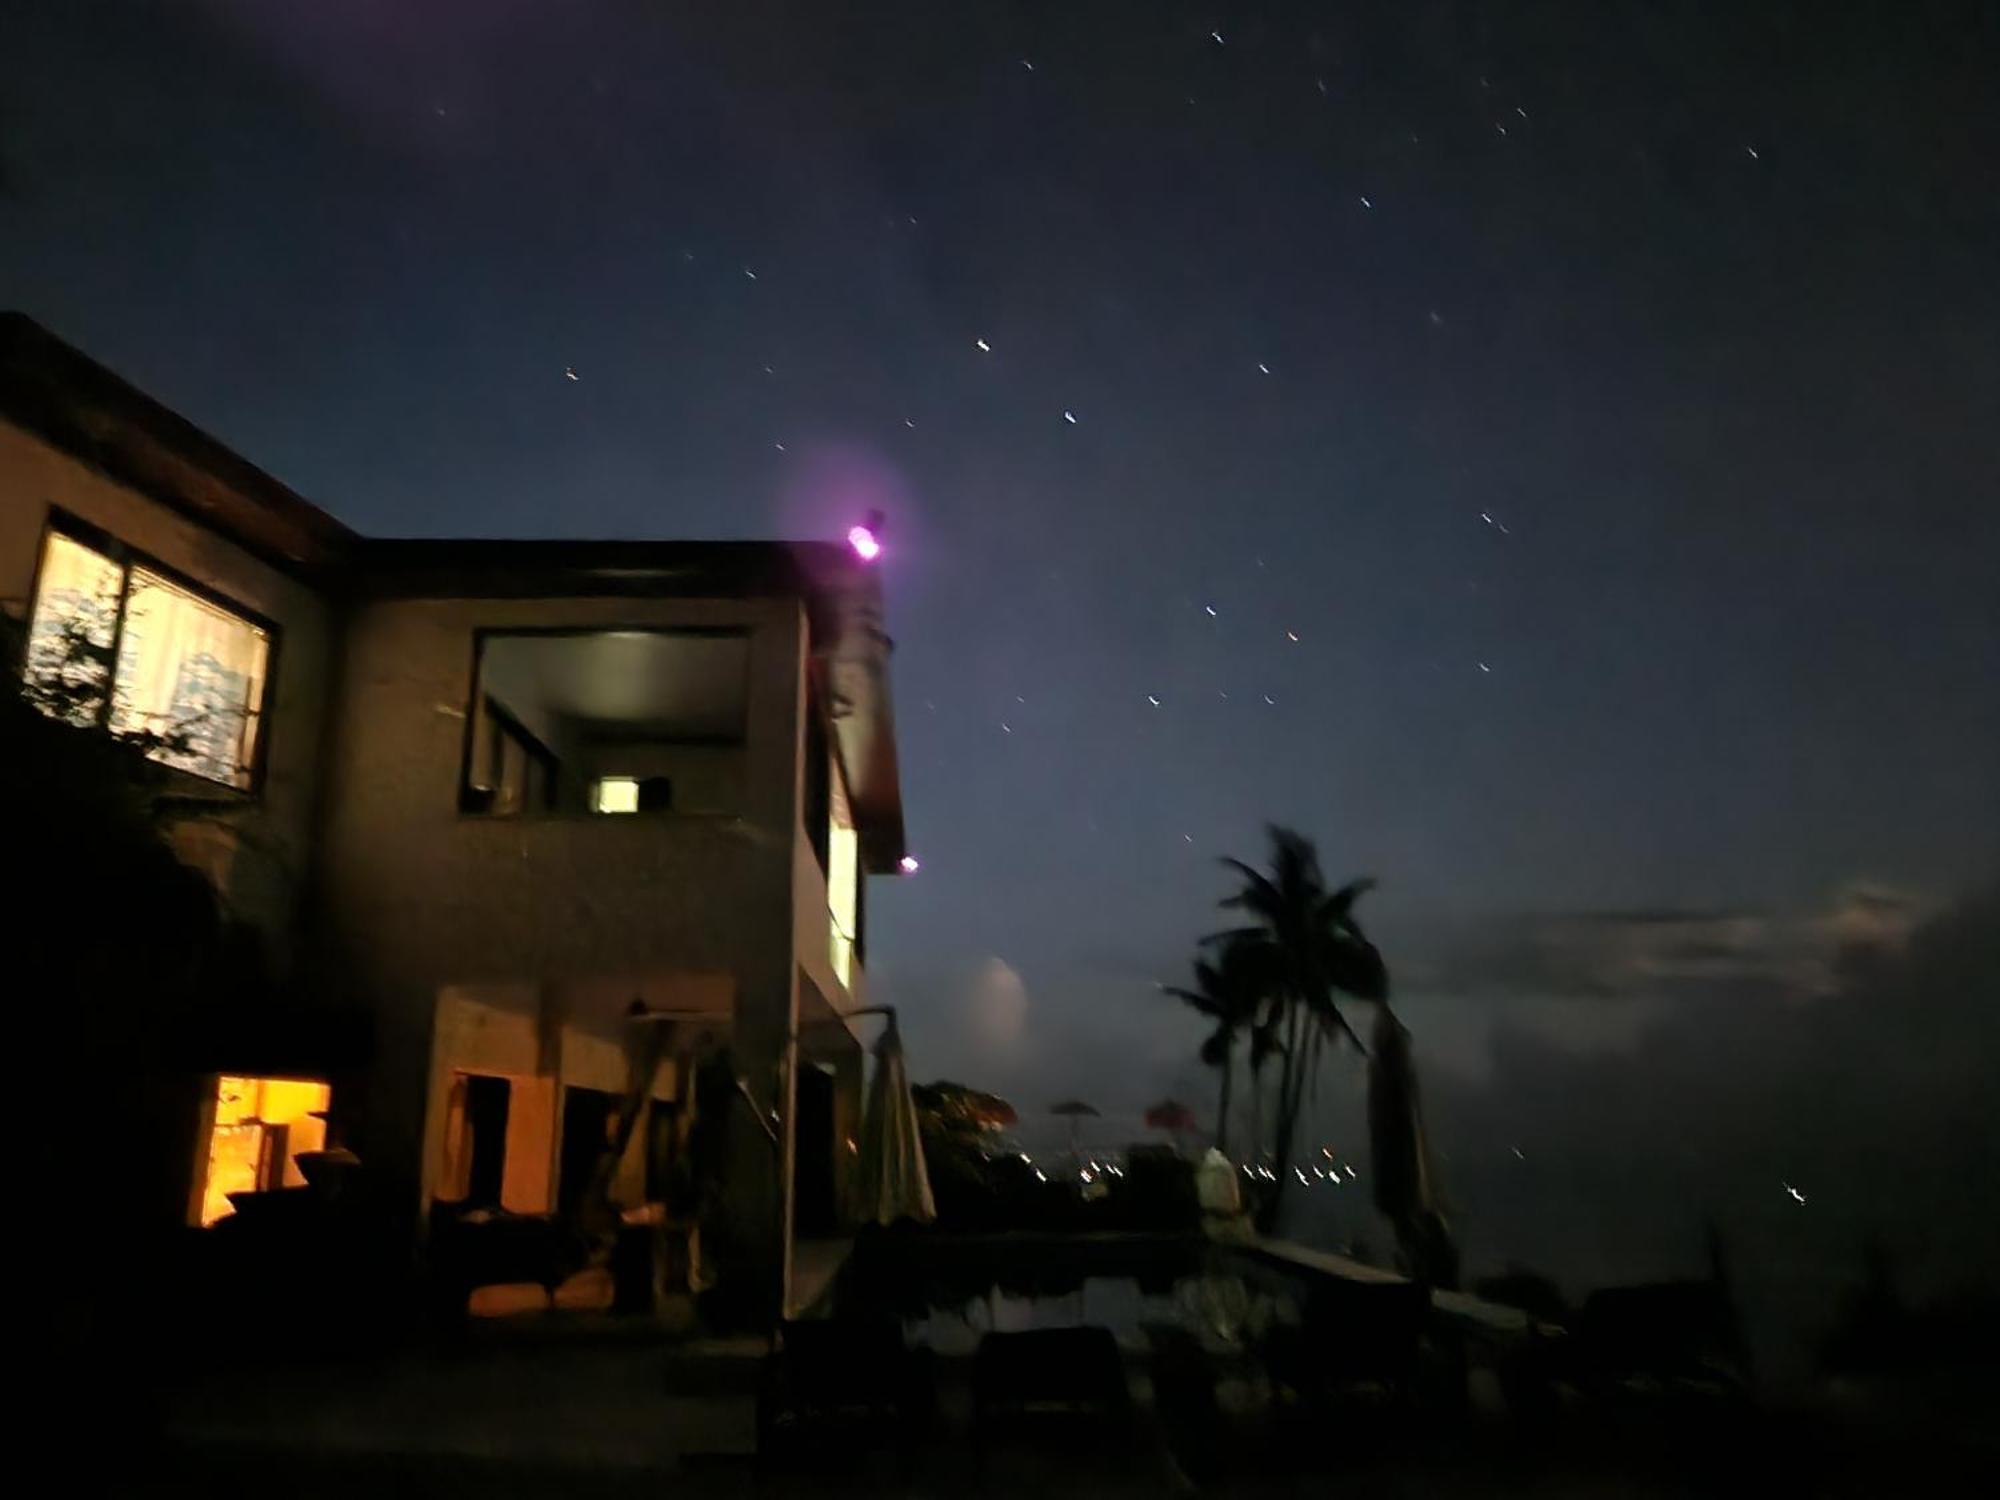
848;524;882;561
899;855;920;874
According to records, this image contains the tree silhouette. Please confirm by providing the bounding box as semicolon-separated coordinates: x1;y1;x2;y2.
1162;932;1275;1156
1209;825;1385;1232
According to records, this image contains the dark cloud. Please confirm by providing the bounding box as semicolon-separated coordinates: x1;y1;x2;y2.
1415;882;2000;1376
1413;884;1925;1010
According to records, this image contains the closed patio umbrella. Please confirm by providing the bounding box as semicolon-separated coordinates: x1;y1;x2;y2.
1144;1097;1198;1155
1050;1098;1100;1165
1368;1005;1456;1287
856;1018;936;1226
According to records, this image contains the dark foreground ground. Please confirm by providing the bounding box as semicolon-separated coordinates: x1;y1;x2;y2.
101;1318;1997;1498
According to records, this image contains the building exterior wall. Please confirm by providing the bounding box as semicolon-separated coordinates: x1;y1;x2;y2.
307;590;815;1275
7;364;896;1315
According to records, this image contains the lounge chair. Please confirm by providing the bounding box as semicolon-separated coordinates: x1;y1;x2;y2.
973;1325;1130;1444
1260;1276;1430;1408
756;1315;931;1463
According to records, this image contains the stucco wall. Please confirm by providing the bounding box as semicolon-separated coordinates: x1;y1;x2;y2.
0;417;335;954
309;590;810;1241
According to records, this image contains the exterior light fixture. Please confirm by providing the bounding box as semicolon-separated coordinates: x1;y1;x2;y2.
847;508;887;562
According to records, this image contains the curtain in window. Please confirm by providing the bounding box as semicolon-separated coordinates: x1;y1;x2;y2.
110;567;269;786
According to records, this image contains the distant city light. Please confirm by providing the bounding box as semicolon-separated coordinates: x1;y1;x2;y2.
848;523;882;561
899;854;921;874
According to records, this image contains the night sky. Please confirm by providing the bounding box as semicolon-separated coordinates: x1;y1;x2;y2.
5;2;1996;1329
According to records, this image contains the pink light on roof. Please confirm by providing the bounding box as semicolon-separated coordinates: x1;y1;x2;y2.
847;523;882;561
898;855;920;874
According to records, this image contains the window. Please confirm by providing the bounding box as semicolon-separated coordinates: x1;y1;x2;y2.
828;749;858;988
195;1075;330;1226
592;776;641;814
24;527;271;790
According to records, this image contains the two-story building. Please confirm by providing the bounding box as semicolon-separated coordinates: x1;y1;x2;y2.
1;313;907;1319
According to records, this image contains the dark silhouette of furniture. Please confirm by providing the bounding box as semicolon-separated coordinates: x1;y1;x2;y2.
756;1316;932;1463
973;1326;1131;1446
1260;1277;1430;1408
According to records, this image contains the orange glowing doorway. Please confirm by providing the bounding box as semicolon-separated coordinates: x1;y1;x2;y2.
195;1075;331;1226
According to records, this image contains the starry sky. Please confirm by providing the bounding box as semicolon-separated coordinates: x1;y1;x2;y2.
5;1;1996;1318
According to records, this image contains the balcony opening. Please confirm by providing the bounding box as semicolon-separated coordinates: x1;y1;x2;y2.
461;630;748;816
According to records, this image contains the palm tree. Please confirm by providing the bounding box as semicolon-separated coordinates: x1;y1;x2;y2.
1162;933;1274;1155
1211;825;1386;1231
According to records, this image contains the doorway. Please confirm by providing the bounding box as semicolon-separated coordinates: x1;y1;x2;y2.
558;1086;616;1220
794;1062;837;1237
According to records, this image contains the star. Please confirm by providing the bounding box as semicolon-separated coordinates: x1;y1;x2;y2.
743;267;757;279
1262;693;1276;705
1146;694;1161;706
1257;362;1271;374
1063;409;1077;423
1211;31;1225;45
1784;1182;1807;1204
563;367;579;381
1478;662;1491;673
1021;59;1034;72
1203;605;1217;616
773;442;786;452
1286;630;1300;642
1359;195;1374;209
1746;145;1761;160
904;418;916;428
1001;721;1013;734
975;337;991;352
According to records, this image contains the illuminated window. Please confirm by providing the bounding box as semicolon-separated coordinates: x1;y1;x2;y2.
195;1075;331;1226
828;752;858;989
24;528;270;789
592;776;640;813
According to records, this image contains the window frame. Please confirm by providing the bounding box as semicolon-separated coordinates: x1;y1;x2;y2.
24;509;281;796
